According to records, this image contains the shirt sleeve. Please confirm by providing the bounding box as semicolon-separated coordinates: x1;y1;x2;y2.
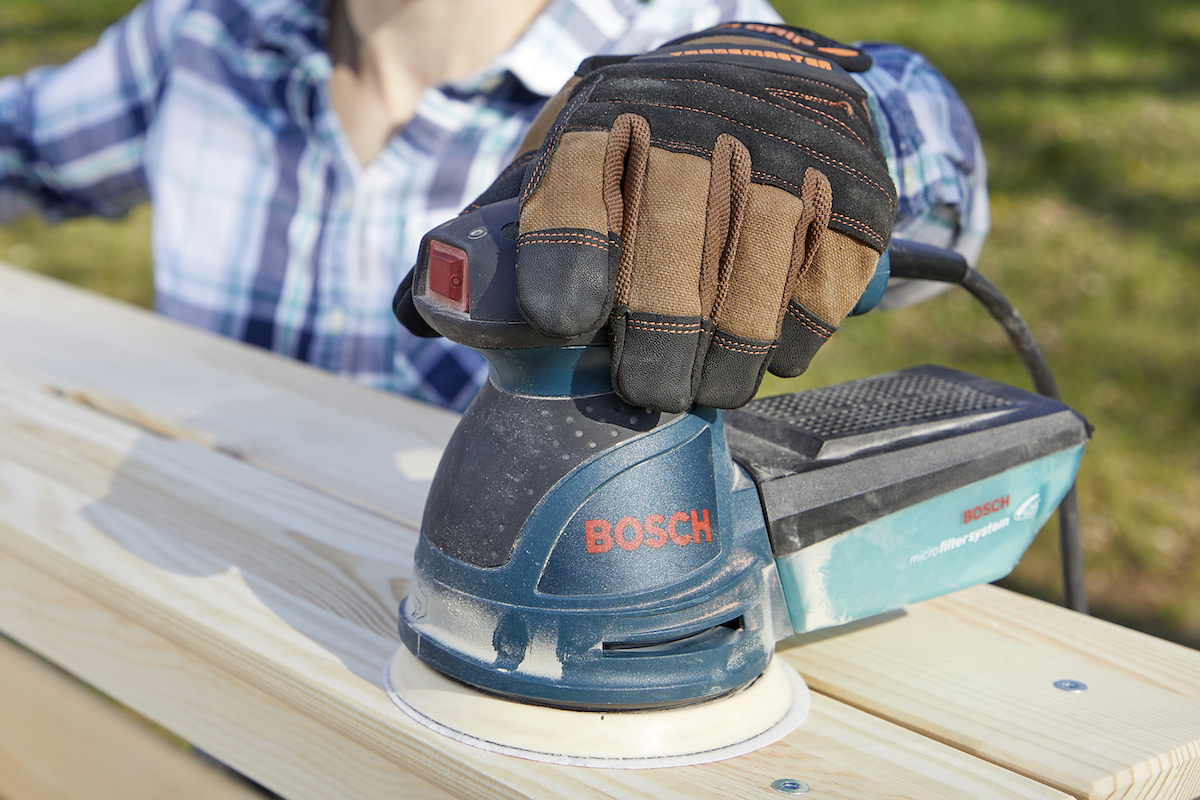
0;0;189;223
852;42;990;267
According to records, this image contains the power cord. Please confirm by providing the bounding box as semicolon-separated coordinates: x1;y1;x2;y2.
887;239;1090;613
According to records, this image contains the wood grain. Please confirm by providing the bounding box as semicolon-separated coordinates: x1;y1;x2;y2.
0;635;268;800
0;263;459;531
0;554;455;800
928;585;1200;699
782;588;1200;800
0;344;1068;799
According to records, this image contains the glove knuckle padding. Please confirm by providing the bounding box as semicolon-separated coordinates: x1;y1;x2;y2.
572;62;893;251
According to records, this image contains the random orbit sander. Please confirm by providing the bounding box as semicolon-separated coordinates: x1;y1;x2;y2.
383;197;1090;767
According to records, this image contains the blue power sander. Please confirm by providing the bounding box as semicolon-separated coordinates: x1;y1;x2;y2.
385;197;1089;762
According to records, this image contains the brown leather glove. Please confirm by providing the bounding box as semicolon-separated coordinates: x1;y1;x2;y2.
440;23;897;412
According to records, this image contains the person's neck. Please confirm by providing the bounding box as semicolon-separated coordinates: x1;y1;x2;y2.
327;0;548;168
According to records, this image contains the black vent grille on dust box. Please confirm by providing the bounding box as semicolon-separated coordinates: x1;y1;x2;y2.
722;365;1090;556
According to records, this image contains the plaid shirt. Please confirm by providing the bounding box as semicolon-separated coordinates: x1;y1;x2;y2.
0;0;987;411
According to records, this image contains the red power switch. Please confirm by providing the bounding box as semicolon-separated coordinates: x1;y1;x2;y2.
426;240;469;313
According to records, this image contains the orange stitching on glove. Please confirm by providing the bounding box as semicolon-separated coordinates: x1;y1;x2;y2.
523;87;595;202
828;212;886;249
517;236;609;252
748;170;887;250
765;89;865;146
625;318;703;333
786;304;834;339
771;88;857;114
519;231;610;247
711;332;772;354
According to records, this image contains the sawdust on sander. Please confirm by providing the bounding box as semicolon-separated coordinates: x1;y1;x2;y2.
384;646;809;768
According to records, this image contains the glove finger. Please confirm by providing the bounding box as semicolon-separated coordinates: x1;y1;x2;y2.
698;134;752;315
694;180;807;408
515;87;629;338
770;167;835;377
610;138;725;412
771;228;879;378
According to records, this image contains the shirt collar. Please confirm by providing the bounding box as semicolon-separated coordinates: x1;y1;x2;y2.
454;0;646;97
242;0;783;99
451;0;784;98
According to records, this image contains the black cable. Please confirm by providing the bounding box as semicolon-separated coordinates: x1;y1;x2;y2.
887;239;1090;613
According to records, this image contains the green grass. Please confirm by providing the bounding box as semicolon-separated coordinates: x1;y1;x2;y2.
3;0;1198;647
0;0;155;306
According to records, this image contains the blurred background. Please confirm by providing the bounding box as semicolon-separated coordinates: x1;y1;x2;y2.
2;0;1197;648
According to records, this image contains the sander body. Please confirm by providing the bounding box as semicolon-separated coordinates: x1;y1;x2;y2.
395;197;1088;716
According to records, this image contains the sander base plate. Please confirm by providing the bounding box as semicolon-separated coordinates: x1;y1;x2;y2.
384;646;809;768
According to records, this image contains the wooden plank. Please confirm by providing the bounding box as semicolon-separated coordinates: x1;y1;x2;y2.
0;556;455;800
0;354;1068;800
781;587;1200;800
929;584;1200;699
0;553;1070;800
0;635;270;800
0;262;459;531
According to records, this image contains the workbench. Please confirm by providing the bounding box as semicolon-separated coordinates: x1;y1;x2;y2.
1;262;1198;800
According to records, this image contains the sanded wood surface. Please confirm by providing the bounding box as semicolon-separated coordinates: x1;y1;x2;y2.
1;262;1198;799
0;634;268;800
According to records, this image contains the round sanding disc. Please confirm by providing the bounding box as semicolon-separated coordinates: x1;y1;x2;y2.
383;646;809;768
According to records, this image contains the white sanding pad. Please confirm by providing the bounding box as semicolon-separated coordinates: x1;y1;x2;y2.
383;646;809;768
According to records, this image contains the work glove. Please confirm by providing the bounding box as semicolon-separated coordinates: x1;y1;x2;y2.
404;23;897;413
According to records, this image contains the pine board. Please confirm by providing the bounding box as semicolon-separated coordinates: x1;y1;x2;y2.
0;263;458;531
0;634;270;800
781;590;1200;800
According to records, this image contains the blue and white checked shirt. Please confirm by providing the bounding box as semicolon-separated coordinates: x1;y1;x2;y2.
0;0;987;411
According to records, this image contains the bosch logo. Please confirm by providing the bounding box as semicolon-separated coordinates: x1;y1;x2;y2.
585;509;712;554
963;495;1009;524
1014;494;1042;522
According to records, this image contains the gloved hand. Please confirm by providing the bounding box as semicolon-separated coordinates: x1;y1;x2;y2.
404;23;897;413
